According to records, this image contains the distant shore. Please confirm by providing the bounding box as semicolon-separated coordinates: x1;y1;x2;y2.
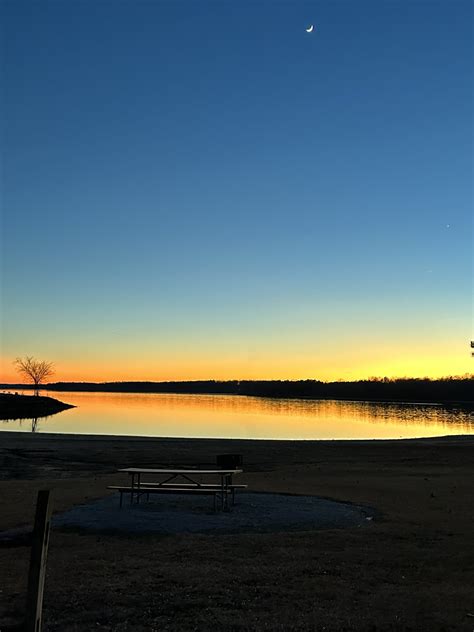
1;376;473;406
0;393;75;420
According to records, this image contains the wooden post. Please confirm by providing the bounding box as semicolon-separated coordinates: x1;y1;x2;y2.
25;490;52;632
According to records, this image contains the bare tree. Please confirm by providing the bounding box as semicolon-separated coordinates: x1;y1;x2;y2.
14;356;54;395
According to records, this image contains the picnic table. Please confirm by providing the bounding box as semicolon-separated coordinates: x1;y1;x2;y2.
110;467;244;511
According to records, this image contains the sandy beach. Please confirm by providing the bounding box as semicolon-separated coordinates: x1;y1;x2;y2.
1;431;473;631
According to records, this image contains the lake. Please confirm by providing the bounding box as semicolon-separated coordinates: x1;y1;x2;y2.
1;390;473;439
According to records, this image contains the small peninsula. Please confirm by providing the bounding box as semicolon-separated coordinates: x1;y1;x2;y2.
0;393;75;420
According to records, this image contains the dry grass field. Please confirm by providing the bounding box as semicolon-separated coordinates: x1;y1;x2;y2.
1;432;473;631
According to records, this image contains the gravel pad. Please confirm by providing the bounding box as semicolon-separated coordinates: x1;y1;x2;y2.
52;492;374;534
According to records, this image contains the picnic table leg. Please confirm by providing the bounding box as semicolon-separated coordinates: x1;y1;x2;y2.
220;476;225;511
223;474;231;512
136;473;141;504
130;473;135;505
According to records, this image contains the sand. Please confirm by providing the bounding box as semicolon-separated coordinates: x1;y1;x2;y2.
0;431;473;631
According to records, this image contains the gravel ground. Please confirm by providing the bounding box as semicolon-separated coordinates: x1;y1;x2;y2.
51;492;374;535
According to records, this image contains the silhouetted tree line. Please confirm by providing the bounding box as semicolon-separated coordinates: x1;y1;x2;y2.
235;377;473;403
2;376;472;404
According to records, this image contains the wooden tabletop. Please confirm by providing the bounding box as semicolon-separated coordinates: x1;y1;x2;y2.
118;468;242;475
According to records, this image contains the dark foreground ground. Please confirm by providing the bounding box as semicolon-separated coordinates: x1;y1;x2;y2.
0;432;473;631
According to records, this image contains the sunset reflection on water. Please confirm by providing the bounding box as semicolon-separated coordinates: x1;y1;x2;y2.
1;390;473;439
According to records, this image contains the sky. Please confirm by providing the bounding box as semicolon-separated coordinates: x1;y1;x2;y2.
1;0;472;383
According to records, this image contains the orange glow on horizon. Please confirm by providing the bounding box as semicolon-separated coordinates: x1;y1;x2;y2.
1;351;472;384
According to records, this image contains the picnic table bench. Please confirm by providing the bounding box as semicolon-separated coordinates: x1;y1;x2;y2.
109;467;246;511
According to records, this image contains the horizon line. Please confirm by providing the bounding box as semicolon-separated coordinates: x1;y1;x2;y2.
1;374;473;386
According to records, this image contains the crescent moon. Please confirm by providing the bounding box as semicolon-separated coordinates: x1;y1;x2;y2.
306;25;314;33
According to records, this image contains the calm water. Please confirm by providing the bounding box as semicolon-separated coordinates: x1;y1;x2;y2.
1;390;473;439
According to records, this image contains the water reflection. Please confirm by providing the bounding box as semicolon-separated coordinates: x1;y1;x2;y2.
0;390;472;439
2;416;41;432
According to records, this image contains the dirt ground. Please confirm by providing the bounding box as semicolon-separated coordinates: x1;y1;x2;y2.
0;431;473;631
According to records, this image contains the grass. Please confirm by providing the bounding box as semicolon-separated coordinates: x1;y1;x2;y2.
0;432;473;630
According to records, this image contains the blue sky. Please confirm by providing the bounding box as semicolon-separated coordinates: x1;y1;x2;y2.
1;0;472;381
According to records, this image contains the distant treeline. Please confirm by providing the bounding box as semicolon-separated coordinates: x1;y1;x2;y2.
1;377;473;404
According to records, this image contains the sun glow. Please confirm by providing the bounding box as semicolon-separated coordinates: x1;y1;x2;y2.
0;343;471;384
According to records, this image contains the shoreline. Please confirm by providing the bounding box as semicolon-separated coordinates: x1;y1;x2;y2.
0;393;75;420
1;429;473;443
